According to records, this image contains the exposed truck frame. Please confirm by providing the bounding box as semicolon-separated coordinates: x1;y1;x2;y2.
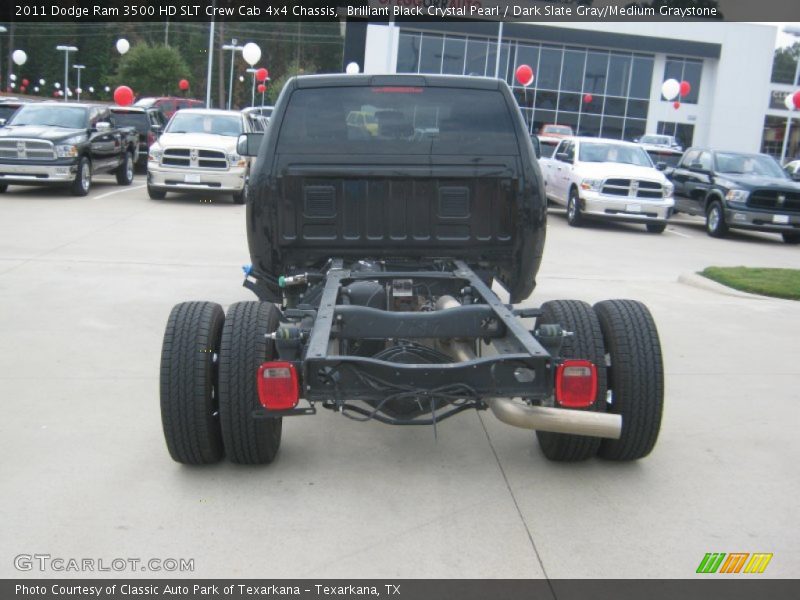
159;74;664;467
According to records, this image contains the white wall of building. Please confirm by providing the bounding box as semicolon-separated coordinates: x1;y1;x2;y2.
363;21;777;153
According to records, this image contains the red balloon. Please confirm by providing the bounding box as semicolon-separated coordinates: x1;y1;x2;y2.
515;64;534;87
583;94;593;104
679;81;691;97
793;90;800;110
20;86;26;93
257;83;266;93
178;79;189;91
256;68;268;83
53;91;59;97
22;78;29;87
114;85;134;106
673;101;681;109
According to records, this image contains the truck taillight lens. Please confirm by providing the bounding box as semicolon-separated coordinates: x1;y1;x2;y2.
257;362;299;410
555;360;597;408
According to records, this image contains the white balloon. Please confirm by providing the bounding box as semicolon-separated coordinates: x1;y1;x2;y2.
239;75;245;82
34;86;40;92
67;89;73;96
346;62;360;75
104;86;110;92
9;82;15;89
54;82;61;89
39;78;45;85
661;78;680;101
116;38;130;55
77;87;82;94
241;42;261;66
12;50;27;66
9;73;17;82
785;93;796;111
89;86;94;93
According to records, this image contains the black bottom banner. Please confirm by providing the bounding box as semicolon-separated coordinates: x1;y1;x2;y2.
3;579;800;600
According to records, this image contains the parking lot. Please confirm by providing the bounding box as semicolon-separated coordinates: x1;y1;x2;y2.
0;177;798;579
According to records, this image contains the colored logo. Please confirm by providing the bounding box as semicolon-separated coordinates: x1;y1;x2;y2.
696;552;773;574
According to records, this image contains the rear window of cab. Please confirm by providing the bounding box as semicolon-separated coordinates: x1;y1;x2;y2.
276;86;519;155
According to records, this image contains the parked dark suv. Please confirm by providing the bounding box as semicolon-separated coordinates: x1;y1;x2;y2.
110;105;166;170
669;148;800;244
134;97;204;119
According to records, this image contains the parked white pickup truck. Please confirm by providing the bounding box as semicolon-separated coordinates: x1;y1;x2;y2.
540;137;675;233
147;108;257;203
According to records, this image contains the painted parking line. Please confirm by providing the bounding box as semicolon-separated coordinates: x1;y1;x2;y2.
93;184;146;200
666;227;694;239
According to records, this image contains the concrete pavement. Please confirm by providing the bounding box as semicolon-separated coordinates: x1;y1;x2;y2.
0;180;797;579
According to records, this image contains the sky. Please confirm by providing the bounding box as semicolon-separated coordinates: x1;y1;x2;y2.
754;22;800;47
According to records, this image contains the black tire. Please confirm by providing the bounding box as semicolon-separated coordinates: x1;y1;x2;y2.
115;150;134;186
566;188;583;227
232;184;247;205
219;301;283;465
705;200;728;238
0;183;7;193
160;301;225;465
535;300;607;462
594;300;664;461
148;184;166;200
782;232;800;244
646;222;666;234
70;156;91;196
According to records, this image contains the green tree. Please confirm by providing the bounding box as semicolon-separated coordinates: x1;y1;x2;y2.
266;61;317;105
114;43;191;97
772;42;800;85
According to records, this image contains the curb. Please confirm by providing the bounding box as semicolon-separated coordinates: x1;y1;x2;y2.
677;272;769;300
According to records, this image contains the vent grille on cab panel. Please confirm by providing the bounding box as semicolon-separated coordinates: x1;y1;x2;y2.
438;187;470;218
304;185;336;218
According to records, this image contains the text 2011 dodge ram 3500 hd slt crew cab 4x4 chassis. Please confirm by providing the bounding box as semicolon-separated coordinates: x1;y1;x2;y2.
0;102;138;196
159;75;665;466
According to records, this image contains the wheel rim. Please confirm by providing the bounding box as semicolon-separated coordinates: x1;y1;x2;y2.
568;197;576;220
81;162;89;191
708;206;720;231
126;155;133;181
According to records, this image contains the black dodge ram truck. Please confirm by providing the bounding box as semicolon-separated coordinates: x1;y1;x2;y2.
0;102;138;196
159;74;665;467
669;147;800;244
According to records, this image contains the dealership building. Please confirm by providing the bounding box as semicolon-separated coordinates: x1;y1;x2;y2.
344;20;794;158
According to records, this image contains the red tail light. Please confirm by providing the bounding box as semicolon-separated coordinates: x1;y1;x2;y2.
555;360;598;408
256;362;300;410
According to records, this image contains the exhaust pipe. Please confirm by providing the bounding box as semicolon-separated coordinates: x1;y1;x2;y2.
488;399;621;439
435;295;622;440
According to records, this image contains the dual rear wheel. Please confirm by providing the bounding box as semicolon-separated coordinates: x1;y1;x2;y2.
160;301;282;465
535;299;664;462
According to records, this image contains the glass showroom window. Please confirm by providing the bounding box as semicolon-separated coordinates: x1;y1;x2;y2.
395;29;655;141
657;121;695;148
663;57;702;104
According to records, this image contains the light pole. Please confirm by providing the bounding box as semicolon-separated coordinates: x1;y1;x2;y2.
0;26;7;93
246;68;258;107
780;26;800;164
56;45;78;102
73;64;85;101
222;39;243;110
205;7;215;108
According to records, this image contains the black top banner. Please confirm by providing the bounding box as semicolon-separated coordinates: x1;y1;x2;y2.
3;0;800;22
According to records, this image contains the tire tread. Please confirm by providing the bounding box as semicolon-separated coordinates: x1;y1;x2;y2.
160;301;225;465
594;299;664;461
219;301;282;465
